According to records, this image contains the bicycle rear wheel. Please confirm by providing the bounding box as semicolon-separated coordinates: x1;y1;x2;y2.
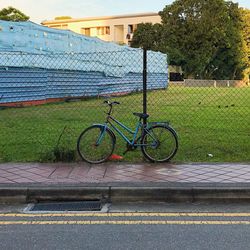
141;125;178;162
77;125;115;164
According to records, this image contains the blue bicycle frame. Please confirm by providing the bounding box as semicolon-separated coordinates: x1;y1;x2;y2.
107;115;142;146
77;100;178;163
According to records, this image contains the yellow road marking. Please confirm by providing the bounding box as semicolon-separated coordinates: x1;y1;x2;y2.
0;220;250;225
1;213;250;217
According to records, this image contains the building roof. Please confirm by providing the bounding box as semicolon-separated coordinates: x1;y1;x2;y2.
41;12;159;25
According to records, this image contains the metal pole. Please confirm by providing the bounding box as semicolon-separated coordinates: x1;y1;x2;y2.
143;48;147;125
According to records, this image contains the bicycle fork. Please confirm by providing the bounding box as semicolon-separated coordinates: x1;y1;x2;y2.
94;125;108;146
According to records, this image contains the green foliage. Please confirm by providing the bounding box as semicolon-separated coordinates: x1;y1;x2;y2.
159;0;247;79
240;8;250;81
131;0;250;80
131;23;163;50
39;126;77;162
206;2;247;80
0;6;29;21
40;146;76;162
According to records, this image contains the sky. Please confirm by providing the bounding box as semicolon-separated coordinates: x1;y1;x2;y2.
0;0;249;24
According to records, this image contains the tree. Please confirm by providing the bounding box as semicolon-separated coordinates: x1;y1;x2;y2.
131;0;248;80
159;0;247;79
0;6;29;21
131;23;163;50
205;2;248;80
240;8;250;82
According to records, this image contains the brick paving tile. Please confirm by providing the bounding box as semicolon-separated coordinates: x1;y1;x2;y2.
221;174;241;179
186;170;210;175
87;173;105;179
237;170;250;174
181;178;204;182
225;172;244;177
32;173;55;178
12;178;35;183
102;177;117;182
153;176;181;182
1;174;20;179
235;171;250;176
0;180;15;184
20;172;40;177
87;168;106;174
110;174;134;180
226;178;248;182
9;167;34;172
118;172;136;177
116;168;133;173
0;172;15;178
126;169;144;173
201;172;222;177
69;167;90;178
209;170;228;175
156;168;182;173
0;163;249;184
112;169;130;174
108;165;128;170
224;168;248;172
8;169;26;174
235;177;250;181
101;177;122;182
49;166;74;178
0;177;13;182
25;168;55;175
175;173;195;178
3;172;25;179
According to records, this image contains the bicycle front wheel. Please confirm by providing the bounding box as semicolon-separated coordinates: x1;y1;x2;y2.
141;125;178;162
77;125;115;164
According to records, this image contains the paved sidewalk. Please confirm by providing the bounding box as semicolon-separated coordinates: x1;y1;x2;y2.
0;162;249;185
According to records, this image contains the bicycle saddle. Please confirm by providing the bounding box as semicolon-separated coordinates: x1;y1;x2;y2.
133;113;149;119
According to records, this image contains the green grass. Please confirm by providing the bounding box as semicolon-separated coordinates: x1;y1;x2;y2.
0;86;249;163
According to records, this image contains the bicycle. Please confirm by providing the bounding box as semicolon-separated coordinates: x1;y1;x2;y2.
77;100;178;164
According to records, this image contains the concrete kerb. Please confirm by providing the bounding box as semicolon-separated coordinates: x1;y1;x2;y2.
0;187;28;203
1;183;250;204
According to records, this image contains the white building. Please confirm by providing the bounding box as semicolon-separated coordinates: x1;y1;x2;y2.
41;13;161;45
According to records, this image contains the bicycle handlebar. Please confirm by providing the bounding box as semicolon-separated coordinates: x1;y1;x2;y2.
103;100;120;115
103;100;120;105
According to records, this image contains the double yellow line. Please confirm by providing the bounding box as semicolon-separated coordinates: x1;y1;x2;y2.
0;212;250;217
0;220;250;225
1;212;250;217
0;212;250;225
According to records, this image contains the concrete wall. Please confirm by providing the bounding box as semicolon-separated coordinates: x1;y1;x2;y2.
170;79;249;87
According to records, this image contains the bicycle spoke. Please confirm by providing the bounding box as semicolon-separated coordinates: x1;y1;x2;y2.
77;126;115;164
141;125;178;162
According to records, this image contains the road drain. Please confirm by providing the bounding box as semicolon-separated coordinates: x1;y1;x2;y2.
29;200;102;212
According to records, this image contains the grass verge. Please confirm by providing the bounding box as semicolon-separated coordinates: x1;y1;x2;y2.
0;86;249;163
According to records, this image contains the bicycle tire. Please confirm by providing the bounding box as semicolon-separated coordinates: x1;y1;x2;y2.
141;125;178;162
77;125;115;164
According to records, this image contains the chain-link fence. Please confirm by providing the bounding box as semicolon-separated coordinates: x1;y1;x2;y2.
0;50;249;163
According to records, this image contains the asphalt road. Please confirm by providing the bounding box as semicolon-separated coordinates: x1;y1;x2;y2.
0;202;250;250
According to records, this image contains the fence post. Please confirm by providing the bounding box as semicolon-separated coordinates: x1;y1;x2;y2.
143;48;147;125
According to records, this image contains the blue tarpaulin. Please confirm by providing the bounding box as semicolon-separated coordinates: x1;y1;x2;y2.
0;20;168;105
